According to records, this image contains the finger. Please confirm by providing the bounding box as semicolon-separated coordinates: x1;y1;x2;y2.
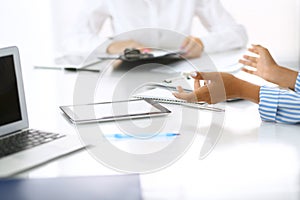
190;71;203;80
239;59;257;68
194;79;201;89
251;44;261;47
250;44;267;54
176;86;184;93
243;55;258;63
194;86;211;104
181;37;191;49
248;47;259;55
182;39;194;54
242;67;257;75
191;71;218;81
251;44;264;49
173;91;195;102
186;43;203;58
173;92;186;100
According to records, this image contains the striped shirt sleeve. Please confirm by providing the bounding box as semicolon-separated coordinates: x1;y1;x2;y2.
295;72;300;93
258;72;300;124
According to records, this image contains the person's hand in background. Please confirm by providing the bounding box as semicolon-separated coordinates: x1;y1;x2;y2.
181;36;204;58
239;44;298;90
107;40;145;54
173;71;260;104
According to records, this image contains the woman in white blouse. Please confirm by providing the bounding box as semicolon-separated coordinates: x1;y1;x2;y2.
62;0;247;58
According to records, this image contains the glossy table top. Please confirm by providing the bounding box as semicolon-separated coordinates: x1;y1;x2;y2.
17;51;300;200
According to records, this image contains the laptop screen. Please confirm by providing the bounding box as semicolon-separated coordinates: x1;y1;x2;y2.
0;55;22;126
0;47;28;137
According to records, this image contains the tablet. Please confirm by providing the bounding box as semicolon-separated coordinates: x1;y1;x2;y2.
60;99;171;124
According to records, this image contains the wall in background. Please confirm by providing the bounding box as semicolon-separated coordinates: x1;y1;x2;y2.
221;0;300;68
191;0;300;67
0;0;52;67
0;0;299;68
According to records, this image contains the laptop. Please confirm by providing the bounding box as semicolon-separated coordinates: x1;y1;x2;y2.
0;46;85;177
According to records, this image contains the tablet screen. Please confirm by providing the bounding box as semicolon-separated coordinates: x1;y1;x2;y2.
60;99;170;123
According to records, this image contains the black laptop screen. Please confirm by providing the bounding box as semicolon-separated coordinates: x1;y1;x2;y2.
0;55;22;126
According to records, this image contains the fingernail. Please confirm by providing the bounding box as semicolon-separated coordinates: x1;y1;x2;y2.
190;71;197;77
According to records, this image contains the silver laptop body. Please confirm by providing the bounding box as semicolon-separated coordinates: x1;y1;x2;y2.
0;46;84;177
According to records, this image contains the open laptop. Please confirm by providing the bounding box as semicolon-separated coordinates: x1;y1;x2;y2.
0;46;85;177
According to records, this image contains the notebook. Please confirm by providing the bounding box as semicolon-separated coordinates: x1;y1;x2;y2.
0;46;85;177
132;88;224;112
132;74;196;105
0;174;142;200
133;88;196;105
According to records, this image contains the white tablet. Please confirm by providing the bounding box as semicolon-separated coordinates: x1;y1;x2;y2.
60;99;171;124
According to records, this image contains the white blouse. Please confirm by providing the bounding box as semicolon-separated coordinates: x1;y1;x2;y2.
60;0;247;57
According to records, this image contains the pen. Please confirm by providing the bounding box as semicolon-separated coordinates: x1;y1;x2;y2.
64;67;100;72
105;133;180;139
34;66;63;70
34;66;100;72
34;60;103;72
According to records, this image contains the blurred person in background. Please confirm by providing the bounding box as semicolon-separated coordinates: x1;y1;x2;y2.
60;0;247;59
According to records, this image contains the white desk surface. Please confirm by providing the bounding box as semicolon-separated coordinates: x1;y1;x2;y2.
17;51;300;200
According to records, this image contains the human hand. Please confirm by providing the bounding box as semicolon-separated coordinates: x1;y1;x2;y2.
180;36;204;58
239;44;279;82
239;44;298;89
173;71;260;104
107;40;145;54
174;72;238;104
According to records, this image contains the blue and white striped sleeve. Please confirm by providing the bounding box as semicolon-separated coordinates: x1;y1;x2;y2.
258;73;300;124
296;72;300;93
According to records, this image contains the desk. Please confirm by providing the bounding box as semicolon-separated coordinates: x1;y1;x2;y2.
18;51;300;200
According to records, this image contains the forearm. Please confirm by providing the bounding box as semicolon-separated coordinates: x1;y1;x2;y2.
270;66;298;90
235;78;260;104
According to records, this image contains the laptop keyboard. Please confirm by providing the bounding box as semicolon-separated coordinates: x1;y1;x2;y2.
0;129;65;159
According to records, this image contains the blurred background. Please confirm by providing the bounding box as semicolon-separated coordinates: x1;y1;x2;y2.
0;0;299;68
